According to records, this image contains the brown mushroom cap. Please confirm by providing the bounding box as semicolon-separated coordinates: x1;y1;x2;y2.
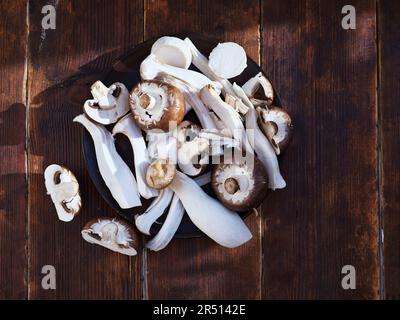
146;159;177;189
81;217;140;256
258;106;293;155
129;80;185;131
211;157;269;212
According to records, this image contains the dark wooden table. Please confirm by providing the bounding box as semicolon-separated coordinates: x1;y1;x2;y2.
0;0;398;300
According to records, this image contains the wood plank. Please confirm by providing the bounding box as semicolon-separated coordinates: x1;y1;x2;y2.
0;0;28;300
144;0;262;299
261;0;379;299
379;0;400;300
27;0;143;299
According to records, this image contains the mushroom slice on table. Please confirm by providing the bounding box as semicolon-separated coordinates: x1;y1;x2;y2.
84;81;130;125
74;114;141;208
81;218;139;256
165;170;252;248
129;80;185;131
112;114;158;199
140;54;222;93
208;42;247;79
242;72;274;107
44;164;81;222
146;172;211;252
151;36;192;69
211;157;269;212
258;106;293;155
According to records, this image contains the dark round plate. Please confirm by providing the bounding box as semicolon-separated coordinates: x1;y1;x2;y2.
82;35;282;238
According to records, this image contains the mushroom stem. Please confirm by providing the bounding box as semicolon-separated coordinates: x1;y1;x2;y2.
169;171;252;248
112;114;159;199
74;114;142;208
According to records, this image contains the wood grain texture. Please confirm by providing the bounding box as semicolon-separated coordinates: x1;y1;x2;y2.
379;0;400;300
27;0;143;299
261;0;379;299
0;0;28;300
144;0;262;299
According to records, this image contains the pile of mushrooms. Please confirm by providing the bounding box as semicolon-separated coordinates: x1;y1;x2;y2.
44;35;293;256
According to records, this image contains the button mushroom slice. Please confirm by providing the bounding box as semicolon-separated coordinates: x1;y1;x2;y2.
146;158;177;190
140;54;222;93
168;171;252;248
146;172;211;251
112;114;159;199
44;164;81;222
151;36;192;69
257;106;293;155
211;157;269;212
135;187;174;235
129;80;185;131
81;218;139;256
200;85;253;154
74;114;141;208
208;42;247;79
176;120;201;147
177;137;210;177
242;72;274;107
155;73;217;131
83;81;130;125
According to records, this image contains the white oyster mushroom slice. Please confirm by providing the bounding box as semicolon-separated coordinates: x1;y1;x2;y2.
151;36;192;69
44;164;81;222
208;42;247;79
84;81;130;125
146;172;211;252
170;171;252;248
140;54;222;92
112;114;159;199
73;114;141;208
135;188;174;235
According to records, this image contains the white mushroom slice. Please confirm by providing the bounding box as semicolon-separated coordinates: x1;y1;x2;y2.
176;120;201;147
135;188;174;235
169;171;252;248
184;37;237;97
155;74;217;130
74;114;141;208
242;72;274;106
112;114;158;199
246;108;286;190
198;131;239;155
147;131;178;164
81;218;139;256
177;137;209;176
151;36;192;69
84;81;130;125
200;85;253;154
140;54;222;92
208;42;247;79
44;164;81;222
146;173;211;251
209;112;232;137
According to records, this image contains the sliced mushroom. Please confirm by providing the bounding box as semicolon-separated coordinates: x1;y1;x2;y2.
74;114;141;208
146;172;211;251
129;80;185;131
44;164;81;222
112;114;159;199
208;42;247;79
242;72;274;106
151;36;192;69
81;218;139;256
140;54;222;92
84;81;130;125
258;106;293;155
146;158;177;190
169;171;252;248
211;157;268;212
177;137;209;176
155;73;217;130
176;120;201;147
